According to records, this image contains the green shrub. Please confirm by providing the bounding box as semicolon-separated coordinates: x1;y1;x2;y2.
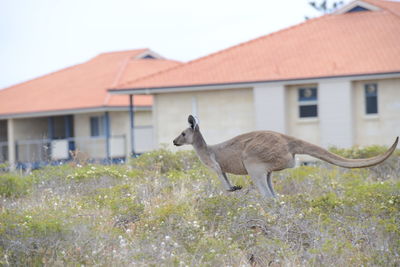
309;192;343;213
0;209;68;266
0;146;399;266
0;173;33;197
130;148;200;174
66;164;127;180
198;195;243;228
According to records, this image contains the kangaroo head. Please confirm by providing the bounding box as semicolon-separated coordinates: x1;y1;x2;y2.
173;115;200;146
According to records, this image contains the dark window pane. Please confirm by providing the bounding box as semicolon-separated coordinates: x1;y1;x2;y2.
98;116;105;136
366;97;378;114
348;6;369;13
299;88;317;101
142;54;156;59
299;105;318;118
365;84;378;114
90;117;99;137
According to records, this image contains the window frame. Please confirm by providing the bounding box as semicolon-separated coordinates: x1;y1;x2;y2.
90;116;105;137
364;83;378;115
298;87;318;119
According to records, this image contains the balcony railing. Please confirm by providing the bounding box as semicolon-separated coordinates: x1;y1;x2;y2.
12;135;126;168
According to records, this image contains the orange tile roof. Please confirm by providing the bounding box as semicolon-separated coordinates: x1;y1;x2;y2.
0;49;180;116
366;0;400;16
118;0;400;91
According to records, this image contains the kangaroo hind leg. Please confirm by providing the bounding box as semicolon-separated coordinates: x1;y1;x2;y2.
244;161;274;198
266;172;276;198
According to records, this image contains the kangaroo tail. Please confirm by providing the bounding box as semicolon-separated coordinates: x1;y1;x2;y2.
290;137;398;168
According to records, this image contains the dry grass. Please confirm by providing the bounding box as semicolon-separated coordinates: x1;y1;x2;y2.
0;148;399;266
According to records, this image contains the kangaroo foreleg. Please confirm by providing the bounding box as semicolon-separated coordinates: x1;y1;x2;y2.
207;154;242;192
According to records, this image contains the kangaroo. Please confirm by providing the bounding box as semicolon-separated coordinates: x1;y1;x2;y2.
173;115;399;198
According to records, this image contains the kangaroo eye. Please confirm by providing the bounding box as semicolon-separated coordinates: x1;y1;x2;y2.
182;132;186;137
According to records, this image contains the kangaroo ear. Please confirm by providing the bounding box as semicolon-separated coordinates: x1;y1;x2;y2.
188;115;199;129
188;115;195;129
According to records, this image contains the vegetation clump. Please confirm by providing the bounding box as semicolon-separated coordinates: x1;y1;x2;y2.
0;147;399;266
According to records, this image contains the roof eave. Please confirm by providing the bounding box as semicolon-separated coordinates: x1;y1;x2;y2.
333;0;381;14
109;71;400;95
0;105;152;120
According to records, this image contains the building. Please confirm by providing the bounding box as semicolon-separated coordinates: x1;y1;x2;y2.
0;49;180;168
111;0;400;153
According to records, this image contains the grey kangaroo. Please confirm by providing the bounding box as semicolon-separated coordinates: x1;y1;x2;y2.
173;115;399;198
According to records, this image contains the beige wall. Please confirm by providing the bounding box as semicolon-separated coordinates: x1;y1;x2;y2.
154;88;255;149
14;117;48;140
12;118;48;162
353;78;400;146
73;110;152;157
285;78;400;148
286;84;321;146
109;111;152;135
109;110;152;155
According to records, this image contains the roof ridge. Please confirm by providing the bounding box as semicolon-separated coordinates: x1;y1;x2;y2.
104;54;133;106
115;59;183;88
117;14;332;89
104;50;153;105
362;0;400;17
97;48;148;57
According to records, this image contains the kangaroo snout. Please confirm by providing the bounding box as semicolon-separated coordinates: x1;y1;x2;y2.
173;139;181;146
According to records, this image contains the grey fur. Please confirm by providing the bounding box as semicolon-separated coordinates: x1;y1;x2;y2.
173;115;399;198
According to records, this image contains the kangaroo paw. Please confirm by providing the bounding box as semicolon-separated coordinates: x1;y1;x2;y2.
227;185;242;192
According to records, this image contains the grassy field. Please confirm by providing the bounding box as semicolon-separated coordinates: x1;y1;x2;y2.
0;147;399;266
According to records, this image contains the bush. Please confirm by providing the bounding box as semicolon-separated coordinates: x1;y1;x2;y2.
0;173;33;197
130;148;200;174
0;147;399;266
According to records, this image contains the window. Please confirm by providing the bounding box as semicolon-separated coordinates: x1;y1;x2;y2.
298;87;318;118
347;6;369;13
90;116;105;137
365;83;378;114
142;54;156;59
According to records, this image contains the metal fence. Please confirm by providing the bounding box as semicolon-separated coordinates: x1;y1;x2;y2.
0;126;155;168
13;135;126;167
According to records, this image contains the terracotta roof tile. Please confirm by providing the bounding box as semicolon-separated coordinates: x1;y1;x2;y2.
0;49;180;116
119;0;400;90
365;0;400;16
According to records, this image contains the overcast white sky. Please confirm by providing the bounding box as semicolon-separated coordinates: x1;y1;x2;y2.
0;0;352;89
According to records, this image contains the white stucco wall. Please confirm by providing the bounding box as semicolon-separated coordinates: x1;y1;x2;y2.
253;84;286;133
319;80;353;148
353;78;400;146
154;88;255;149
